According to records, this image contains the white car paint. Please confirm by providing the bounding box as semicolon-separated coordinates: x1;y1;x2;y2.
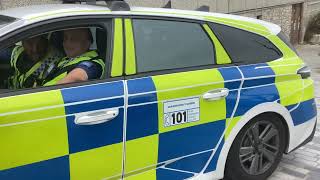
0;4;281;38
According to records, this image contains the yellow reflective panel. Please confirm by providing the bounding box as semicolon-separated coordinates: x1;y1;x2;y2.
125;135;158;177
267;34;314;106
69;142;123;180
268;35;297;58
0;90;68;170
43;72;67;86
225;116;241;139
0;90;65;125
111;18;124;77
203;24;231;64
301;79;315;102
125;18;137;75
152;69;226;133
276;79;304;106
125;169;157;180
268;57;305;106
27;10;111;21
0;117;69;170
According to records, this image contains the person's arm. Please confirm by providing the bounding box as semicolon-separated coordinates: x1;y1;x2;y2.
57;68;88;84
57;61;102;85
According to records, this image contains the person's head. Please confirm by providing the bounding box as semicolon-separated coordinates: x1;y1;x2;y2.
22;35;48;62
63;28;93;58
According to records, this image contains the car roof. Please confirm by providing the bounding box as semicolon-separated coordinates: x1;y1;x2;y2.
0;4;111;19
0;4;281;35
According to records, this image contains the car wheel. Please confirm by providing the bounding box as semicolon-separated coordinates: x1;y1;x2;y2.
224;114;286;180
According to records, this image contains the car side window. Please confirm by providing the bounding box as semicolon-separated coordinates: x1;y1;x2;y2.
0;24;111;92
208;23;282;64
277;31;298;54
132;19;215;73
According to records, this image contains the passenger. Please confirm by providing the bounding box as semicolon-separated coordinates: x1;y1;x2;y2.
43;28;105;86
8;35;63;89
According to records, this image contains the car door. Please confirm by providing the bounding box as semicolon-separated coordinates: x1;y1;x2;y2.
0;18;125;180
122;18;242;179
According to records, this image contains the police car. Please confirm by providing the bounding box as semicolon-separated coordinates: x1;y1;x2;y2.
0;0;317;180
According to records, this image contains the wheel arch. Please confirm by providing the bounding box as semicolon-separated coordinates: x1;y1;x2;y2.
212;102;294;179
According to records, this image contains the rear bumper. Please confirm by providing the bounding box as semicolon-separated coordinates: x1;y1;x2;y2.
288;116;317;153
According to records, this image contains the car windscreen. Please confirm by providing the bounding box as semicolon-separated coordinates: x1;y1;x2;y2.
0;15;15;29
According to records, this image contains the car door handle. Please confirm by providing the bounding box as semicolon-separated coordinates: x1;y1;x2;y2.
202;88;229;101
75;109;119;125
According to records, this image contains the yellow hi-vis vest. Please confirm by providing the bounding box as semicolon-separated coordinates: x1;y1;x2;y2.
43;50;105;86
8;45;62;89
8;46;24;89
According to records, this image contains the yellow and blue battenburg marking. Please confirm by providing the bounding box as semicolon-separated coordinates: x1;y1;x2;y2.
0;90;69;179
123;59;317;179
63;82;124;180
0;81;125;180
0;32;317;180
0;6;318;180
1;62;317;180
124;67;238;179
0;62;317;180
236;63;280;116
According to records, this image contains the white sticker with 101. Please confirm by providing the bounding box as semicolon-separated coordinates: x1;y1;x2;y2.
163;97;200;127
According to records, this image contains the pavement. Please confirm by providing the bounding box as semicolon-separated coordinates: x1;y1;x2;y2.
268;44;320;180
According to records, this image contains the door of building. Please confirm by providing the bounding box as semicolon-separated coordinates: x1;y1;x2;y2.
291;3;303;45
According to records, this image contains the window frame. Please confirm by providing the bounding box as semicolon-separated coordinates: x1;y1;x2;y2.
124;16;220;79
277;31;298;54
0;15;125;98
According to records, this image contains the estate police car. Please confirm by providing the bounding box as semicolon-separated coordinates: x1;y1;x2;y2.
0;0;317;180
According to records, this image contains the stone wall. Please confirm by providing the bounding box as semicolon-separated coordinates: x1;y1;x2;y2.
125;0;169;8
1;0;320;43
0;0;59;9
308;0;320;18
236;11;261;18
261;5;292;37
231;5;292;38
306;0;320;32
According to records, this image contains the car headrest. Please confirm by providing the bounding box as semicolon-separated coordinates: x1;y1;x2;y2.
49;31;64;54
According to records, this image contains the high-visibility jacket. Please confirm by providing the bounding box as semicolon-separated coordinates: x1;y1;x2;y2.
43;50;105;86
8;45;62;89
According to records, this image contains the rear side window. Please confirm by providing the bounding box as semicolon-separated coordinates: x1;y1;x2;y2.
209;23;282;64
277;31;298;54
133;19;215;73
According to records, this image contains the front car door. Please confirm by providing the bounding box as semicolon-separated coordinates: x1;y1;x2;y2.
123;18;242;179
0;17;125;180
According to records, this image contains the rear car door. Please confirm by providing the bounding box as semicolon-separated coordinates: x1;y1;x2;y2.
0;17;125;180
123;18;242;179
209;23;316;148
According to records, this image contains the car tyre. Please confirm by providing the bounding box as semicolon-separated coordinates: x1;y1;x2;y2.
224;114;286;180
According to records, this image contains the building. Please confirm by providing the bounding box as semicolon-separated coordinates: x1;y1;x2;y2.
1;0;320;44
